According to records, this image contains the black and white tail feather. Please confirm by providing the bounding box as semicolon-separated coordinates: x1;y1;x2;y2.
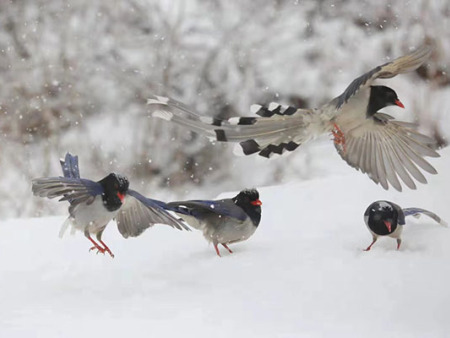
402;207;448;226
148;95;321;157
148;95;218;139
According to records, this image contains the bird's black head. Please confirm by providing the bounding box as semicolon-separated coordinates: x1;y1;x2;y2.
364;200;403;236
233;189;262;226
367;86;404;117
98;173;129;212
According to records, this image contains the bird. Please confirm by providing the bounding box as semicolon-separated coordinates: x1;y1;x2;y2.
148;45;439;191
363;200;447;251
167;189;262;257
32;153;190;257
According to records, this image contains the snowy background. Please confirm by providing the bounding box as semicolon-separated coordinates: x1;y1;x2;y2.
1;0;450;337
0;0;449;217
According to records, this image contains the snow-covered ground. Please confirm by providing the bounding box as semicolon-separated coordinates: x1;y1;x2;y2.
1;148;449;338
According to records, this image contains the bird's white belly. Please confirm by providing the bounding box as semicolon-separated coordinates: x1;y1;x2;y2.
388;225;403;239
205;218;257;245
67;196;119;235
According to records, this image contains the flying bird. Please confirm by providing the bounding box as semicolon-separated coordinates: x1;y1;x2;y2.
363;200;447;251
148;45;439;191
168;189;262;257
32;153;189;257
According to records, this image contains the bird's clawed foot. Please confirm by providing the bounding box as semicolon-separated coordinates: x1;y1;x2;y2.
214;243;221;257
89;245;106;255
104;248;115;258
99;240;115;258
88;245;114;257
222;244;233;254
363;238;377;251
213;243;233;257
87;236;115;258
332;123;347;155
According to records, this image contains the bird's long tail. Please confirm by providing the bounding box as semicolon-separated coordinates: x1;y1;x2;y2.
60;153;80;179
58;217;76;238
59;152;81;237
148;95;324;158
402;208;448;226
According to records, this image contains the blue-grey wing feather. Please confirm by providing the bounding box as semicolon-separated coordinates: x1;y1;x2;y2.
168;199;248;222
32;177;102;205
335;66;382;109
335;45;432;109
115;189;190;238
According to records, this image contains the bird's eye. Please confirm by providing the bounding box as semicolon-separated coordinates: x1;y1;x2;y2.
114;183;118;189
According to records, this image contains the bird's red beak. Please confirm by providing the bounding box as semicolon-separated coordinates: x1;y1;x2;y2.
117;192;125;202
251;199;262;206
395;99;405;108
383;220;392;233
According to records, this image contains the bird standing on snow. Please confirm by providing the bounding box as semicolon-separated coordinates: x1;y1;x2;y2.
148;45;439;191
32;153;189;257
168;189;262;257
363;200;447;251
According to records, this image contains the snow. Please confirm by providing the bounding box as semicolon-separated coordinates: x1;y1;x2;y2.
1;148;449;338
1;3;450;334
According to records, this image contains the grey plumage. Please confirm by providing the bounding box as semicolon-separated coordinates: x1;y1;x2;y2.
148;45;438;191
116;190;191;239
363;200;447;251
334;45;432;109
32;153;189;257
167;189;262;256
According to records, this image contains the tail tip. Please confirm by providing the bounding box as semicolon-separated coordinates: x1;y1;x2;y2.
147;95;170;105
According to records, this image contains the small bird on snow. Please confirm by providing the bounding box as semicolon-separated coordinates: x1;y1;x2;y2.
167;189;262;257
148;45;439;192
363;200;447;251
32;153;189;257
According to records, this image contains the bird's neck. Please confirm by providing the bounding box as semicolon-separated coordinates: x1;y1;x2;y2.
101;192;122;212
367;86;387;117
240;204;261;227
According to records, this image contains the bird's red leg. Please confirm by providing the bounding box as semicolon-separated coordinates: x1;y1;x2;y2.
332;123;347;155
87;236;106;255
221;244;233;254
364;237;377;251
396;239;402;250
99;240;115;258
214;243;221;257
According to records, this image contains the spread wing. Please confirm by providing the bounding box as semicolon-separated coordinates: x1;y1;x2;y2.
168;199;248;222
31;177;103;206
115;189;190;239
334;45;432;109
336;113;439;191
